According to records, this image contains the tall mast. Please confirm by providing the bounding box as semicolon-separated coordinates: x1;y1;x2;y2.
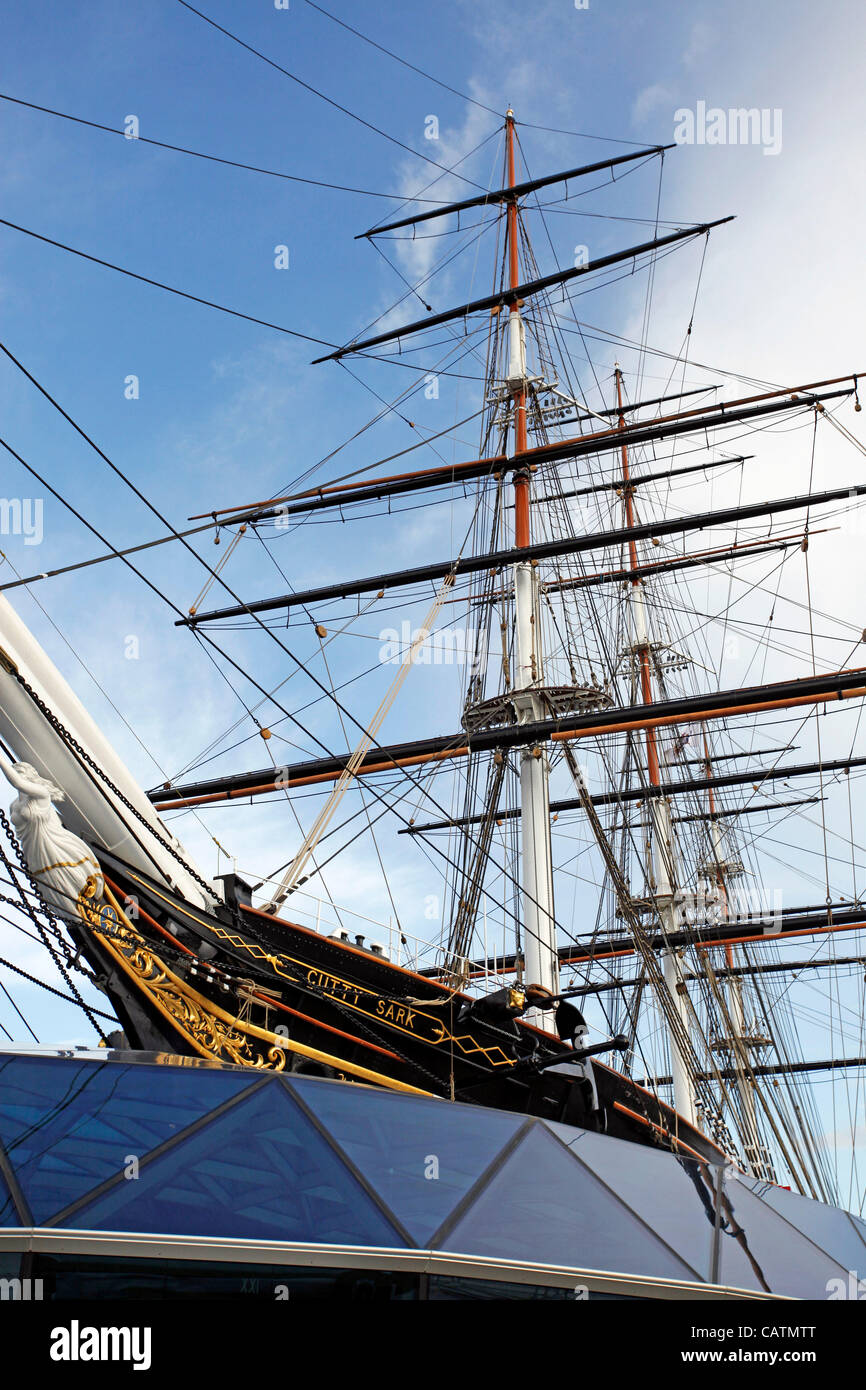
615;365;697;1127
701;731;773;1176
505;110;559;1012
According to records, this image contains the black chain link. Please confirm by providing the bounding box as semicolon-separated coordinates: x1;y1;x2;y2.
0;885;99;981
0;943;116;1021
0;806;107;1039
8;674;507;1095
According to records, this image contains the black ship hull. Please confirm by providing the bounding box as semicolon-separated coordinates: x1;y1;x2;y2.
69;845;724;1167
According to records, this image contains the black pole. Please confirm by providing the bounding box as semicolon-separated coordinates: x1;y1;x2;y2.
637;1056;866;1085
183;438;860;624
358;145;675;237
150;670;866;804
402;753;866;835
314;217;733;360
215;389;850;526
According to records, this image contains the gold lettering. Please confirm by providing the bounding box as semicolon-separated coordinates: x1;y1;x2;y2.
300;966;447;1047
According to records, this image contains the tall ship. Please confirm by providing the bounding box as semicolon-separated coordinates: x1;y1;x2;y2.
0;106;864;1298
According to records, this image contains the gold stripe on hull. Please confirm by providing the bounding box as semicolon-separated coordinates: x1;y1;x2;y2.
86;883;436;1097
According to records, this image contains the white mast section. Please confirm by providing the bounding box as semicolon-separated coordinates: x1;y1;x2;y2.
514;562;559;1005
503;110;560;1018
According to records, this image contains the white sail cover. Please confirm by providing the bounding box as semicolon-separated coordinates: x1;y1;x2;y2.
0;593;214;908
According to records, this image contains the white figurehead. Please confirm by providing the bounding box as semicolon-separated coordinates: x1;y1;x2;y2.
0;753;103;917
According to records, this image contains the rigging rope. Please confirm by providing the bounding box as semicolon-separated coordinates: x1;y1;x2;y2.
0;807;107;1040
265;574;458;909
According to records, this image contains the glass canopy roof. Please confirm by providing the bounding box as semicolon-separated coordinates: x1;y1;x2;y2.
0;1051;861;1297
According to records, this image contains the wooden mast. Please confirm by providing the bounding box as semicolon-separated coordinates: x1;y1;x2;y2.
701;730;771;1176
614;364;697;1127
505;109;559;1011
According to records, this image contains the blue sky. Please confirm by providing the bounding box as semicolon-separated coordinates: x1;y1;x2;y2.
0;0;865;1202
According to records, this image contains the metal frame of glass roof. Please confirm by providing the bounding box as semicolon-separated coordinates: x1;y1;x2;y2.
0;1050;861;1300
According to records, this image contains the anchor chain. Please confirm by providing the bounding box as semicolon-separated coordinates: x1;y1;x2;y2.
0;806;107;1040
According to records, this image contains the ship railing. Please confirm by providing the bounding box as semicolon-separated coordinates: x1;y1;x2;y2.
253;885;512;993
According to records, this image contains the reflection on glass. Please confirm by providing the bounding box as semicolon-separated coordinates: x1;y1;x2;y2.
714;1176;848;1298
547;1123;716;1282
744;1179;866;1273
443;1123;693;1279
66;1083;406;1247
0;1054;257;1224
0;1168;20;1226
289;1076;524;1244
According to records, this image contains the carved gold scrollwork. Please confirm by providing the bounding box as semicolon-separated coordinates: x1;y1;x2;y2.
76;880;433;1095
78;883;287;1070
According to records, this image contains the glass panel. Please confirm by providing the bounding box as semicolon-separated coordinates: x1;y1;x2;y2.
0;1165;20;1226
66;1082;406;1247
32;1254;419;1302
549;1122;855;1298
544;1121;717;1281
0;1054;258;1224
851;1214;866;1250
743;1180;866;1273
442;1122;695;1280
288;1076;525;1245
713;1175;848;1298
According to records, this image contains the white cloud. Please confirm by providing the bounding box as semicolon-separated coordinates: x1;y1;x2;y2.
682;20;715;68
383;93;502;293
632;84;673;126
